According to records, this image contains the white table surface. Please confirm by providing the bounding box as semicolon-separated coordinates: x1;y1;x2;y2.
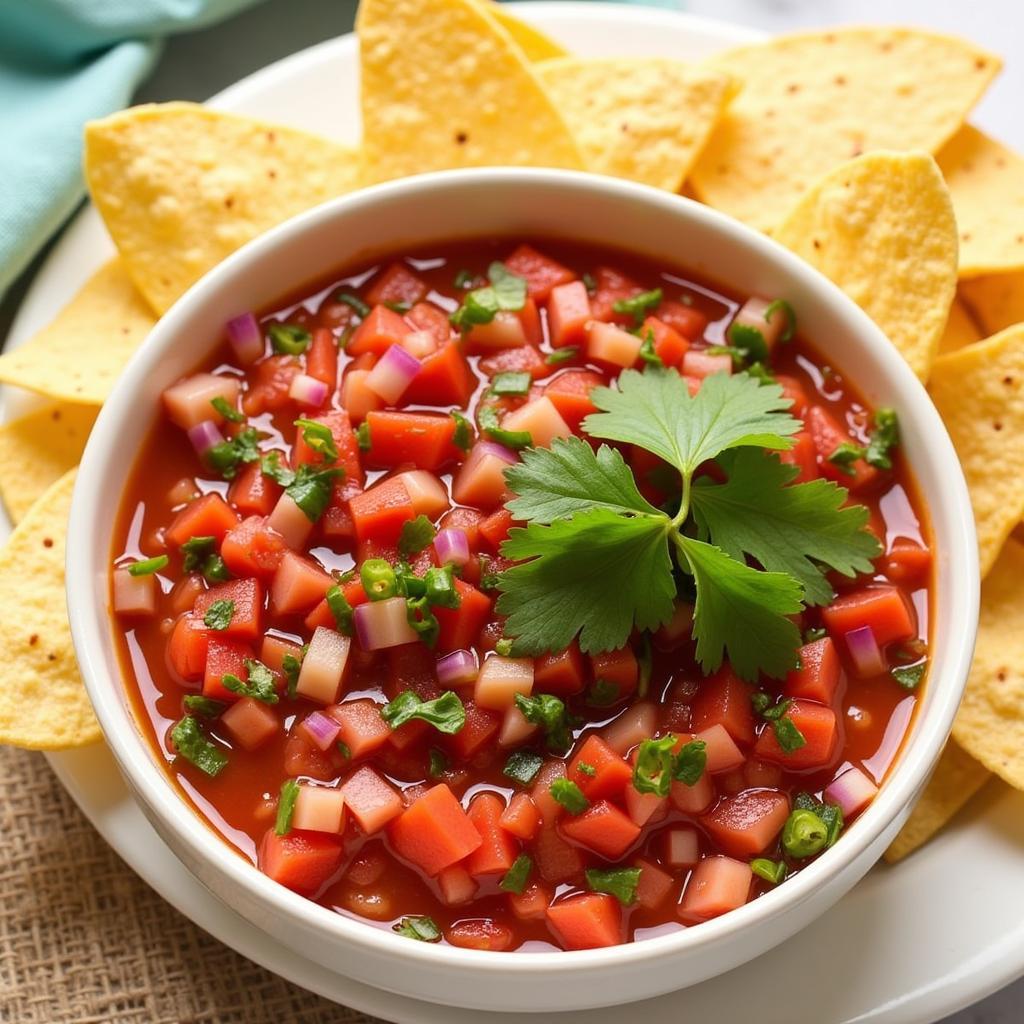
2;1;1021;1020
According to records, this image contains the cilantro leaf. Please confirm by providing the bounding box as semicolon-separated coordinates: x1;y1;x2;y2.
393;916;441;942
207;427;261;480
613;287;662;325
504;438;661;524
170;717;227;777
295;418;338;462
286;464;342;522
380;691;466;734
690;450;881;606
676;535;803;678
398;515;436;557
260;450;295;486
585;369;800;478
513;693;572;752
450;261;527;330
497;510;675;655
203;599;235;631
222;658;279;704
586;867;641;905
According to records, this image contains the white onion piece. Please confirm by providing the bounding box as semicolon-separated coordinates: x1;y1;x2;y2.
365;344;422;403
296;626;351;704
824;767;878;819
289;372;329;407
474;654;534;711
602;702;657;755
396;469;449;519
499;705;538;747
665;826;701;867
292;785;346;833
112;568;156;616
587;321;642;368
353;596;418;651
267;492;314;551
683;350;733;379
164;373;241;430
501;397;572;449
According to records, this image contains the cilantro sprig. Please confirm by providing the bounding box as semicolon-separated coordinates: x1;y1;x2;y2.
495;367;882;680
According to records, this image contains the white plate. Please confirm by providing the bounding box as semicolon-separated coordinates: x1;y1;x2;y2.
3;4;1024;1021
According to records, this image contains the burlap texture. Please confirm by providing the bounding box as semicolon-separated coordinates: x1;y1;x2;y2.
0;745;384;1024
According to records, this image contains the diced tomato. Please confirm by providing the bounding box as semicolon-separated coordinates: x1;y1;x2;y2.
540;370;603;431
777;429;819;483
568;735;632;802
228;462;281;517
533;824;584;884
465;793;519;876
434;579;493;654
588;647;638;704
883;539;932;586
221;516;287;580
479;344;548;380
242;355;300;416
696;723;745;774
339;765;403;834
546;893;622;950
643;315;689;367
477;508;514;552
560;800;641;859
349;476;416;546
679;856;752;923
166;613;209;681
270;551;333;615
443;700;501;761
258;829;343;895
329;699;391;759
384;641;441;701
260;634;301;675
193;578;263;641
822;584;916;647
784;637;843;705
499;793;541;841
754;699;839;770
531;760;568;824
405;301;452;346
547;280;592;348
589;266;644;324
503;243;576;301
634;857;675;911
389;784;482;876
292;409;364;485
807;406;880;492
364;263;428;308
402;340;476;407
509;881;551;920
305;326;338;388
700;790;791;859
165;492;240;548
446;919;514;951
657;299;708;341
534;642;586;696
346;305;409;356
364;411;457;472
690;667;756;746
775;374;809;416
203;636;254;701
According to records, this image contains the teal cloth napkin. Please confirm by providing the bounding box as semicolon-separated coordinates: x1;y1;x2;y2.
0;0;263;299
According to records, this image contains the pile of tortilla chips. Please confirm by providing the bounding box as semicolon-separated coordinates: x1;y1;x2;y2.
1;0;1023;864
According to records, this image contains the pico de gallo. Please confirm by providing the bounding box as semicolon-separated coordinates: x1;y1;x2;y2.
111;240;932;953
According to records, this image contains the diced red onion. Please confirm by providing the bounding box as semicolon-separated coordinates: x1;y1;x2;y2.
845;625;886;678
187;420;225;456
824;766;879;819
353;596;418;651
476;440;519;465
436;648;478;688
365;344;422;403
301;710;342;751
226;312;264;365
434;527;470;568
289;372;329;407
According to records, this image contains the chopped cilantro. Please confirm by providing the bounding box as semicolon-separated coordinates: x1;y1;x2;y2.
490;371;532;396
828;408;900;474
211;395;244;423
479;404;531;449
454;269;475;290
286;463;342;522
337;740;351;759
392;916;441;942
274;779;300;835
577;762;596;777
222;659;279;704
381;691;466;734
355;421;371;452
398;515;437;557
586;866;641;905
545;346;579;365
268;323;311;355
170;717;227;777
803;625;828;643
203;599;235;631
514;693;571;753
613;287;662;326
892;660;927;690
503;750;543;785
260;450;294;486
182;695;225;718
632;735;677;797
494;637;513;657
586;679;622;707
335;292;371;318
181;536;216;573
428;747;448;778
325;584;354;635
549;778;589;815
207;427;262;480
673;739;707;786
281;650;304;700
478;554;501;591
127;555;168;576
638;329;663;368
582;272;597;295
450;261;527;330
450;410;473;451
499;854;533;894
295;418;338;462
202;554;230;583
726;322;769;363
764;298;797;342
751;693;806;753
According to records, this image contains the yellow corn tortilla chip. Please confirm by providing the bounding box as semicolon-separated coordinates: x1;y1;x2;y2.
929;324;1024;577
774;151;958;381
537;58;735;193
0;403;97;524
0;259;154;404
357;0;582;184
961;270;1024;336
691;27;1000;232
953;538;1024;789
937;125;1024;278
884;740;990;862
85;102;362;315
487;2;567;61
0;468;99;750
938;294;984;355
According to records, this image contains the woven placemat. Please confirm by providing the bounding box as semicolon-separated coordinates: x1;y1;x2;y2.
0;745;385;1024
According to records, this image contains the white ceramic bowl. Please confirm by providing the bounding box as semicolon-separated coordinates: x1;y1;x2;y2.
67;168;978;1013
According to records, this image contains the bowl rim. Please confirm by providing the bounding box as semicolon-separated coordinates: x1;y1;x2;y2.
67;165;979;976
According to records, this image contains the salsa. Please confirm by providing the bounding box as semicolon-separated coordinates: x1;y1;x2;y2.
111;240;932;953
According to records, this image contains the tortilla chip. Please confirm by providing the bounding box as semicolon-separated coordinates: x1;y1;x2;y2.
357;0;582;184
0;403;97;524
0;469;99;750
953;538;1024;788
938;294;984;355
0;259;154;404
487;2;567;61
537;59;735;193
884;740;990;862
774;151;958;381
85;103;362;315
930;325;1024;576
937;125;1024;278
961;270;1024;336
690;27;1000;231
